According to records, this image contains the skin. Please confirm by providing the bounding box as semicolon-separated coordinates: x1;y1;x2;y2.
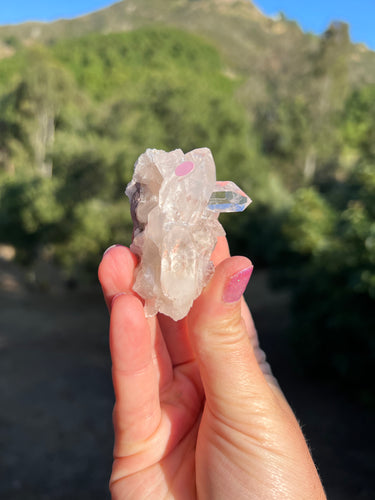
98;237;326;499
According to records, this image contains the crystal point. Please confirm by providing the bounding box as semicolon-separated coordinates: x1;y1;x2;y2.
208;181;252;213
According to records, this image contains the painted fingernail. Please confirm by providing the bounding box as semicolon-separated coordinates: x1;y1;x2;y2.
103;244;122;257
223;266;253;303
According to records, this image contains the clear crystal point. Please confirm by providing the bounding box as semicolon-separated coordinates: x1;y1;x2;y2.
208;181;252;213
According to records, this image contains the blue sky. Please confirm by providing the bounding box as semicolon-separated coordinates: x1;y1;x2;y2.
253;1;375;50
0;0;374;50
0;1;117;24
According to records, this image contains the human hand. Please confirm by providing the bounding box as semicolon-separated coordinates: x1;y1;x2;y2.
98;237;326;499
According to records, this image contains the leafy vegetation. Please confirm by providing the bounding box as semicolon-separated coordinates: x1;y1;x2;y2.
281;163;375;404
0;1;374;402
0;28;258;275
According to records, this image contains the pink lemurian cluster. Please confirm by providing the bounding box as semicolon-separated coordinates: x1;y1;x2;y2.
125;147;251;321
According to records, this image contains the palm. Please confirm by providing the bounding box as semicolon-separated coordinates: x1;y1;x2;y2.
119;313;205;498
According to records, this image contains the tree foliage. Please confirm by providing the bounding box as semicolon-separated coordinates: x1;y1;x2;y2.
0;28;259;275
0;24;374;400
281;163;375;404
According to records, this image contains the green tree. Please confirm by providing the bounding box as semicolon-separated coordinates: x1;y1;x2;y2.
282;170;375;404
0;175;64;262
304;22;350;182
342;85;375;161
0;48;83;177
0;27;264;278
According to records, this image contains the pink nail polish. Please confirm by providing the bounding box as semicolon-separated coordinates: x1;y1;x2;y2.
223;266;253;303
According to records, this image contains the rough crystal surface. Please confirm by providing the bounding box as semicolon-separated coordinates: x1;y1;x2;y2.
125;147;250;321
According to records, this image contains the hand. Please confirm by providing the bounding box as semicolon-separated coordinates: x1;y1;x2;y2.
98;237;326;499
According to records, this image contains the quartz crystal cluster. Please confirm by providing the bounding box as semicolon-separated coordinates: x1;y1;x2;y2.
125;148;251;321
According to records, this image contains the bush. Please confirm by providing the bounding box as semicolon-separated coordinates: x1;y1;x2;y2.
282;170;375;404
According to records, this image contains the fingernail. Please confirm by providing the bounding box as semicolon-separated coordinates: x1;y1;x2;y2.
110;292;127;310
223;266;253;303
103;244;122;257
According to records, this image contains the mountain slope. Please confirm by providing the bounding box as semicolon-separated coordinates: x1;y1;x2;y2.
1;0;375;87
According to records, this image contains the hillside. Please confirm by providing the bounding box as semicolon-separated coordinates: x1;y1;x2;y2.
1;0;375;87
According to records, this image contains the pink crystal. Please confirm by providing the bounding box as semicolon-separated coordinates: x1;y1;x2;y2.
125;147;250;321
175;161;195;176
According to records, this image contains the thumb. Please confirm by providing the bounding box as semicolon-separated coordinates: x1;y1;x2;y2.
188;256;275;423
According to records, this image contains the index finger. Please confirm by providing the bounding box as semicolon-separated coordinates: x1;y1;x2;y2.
98;245;138;309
